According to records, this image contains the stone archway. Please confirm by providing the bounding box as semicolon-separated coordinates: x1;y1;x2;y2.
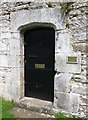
10;8;65;103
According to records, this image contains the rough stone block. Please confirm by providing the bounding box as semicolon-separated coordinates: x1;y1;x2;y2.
73;75;87;83
73;32;86;41
11;32;20;39
9;38;21;55
54;73;72;93
55;52;81;73
1;32;11;39
55;30;72;53
8;55;21;67
69;15;86;29
10;8;65;31
72;43;86;53
0;67;21;101
55;92;79;113
0;41;7;51
0;55;8;67
71;83;86;94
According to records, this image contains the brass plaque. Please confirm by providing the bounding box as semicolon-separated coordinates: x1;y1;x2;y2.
67;56;77;63
35;64;45;69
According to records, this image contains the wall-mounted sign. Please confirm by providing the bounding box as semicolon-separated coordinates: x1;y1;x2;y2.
67;56;78;64
35;64;45;69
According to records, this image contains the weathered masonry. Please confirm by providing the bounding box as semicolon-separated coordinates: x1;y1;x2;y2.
0;0;87;118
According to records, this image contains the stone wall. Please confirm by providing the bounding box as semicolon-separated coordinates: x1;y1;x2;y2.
54;2;87;118
0;1;87;118
68;2;87;117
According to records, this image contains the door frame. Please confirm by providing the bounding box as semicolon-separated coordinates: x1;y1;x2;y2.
10;8;65;104
19;23;56;103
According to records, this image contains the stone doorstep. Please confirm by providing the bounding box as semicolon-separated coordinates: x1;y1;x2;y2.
18;97;54;115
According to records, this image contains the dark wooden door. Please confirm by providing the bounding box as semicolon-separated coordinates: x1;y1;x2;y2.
24;27;55;102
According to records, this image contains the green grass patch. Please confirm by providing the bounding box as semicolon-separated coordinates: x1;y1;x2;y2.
0;98;2;119
0;98;17;119
55;112;83;120
55;112;67;119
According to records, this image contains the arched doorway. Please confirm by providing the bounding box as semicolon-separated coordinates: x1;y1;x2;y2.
24;27;55;102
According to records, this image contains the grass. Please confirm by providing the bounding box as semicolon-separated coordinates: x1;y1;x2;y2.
0;98;17;119
55;112;67;119
0;98;2;119
55;112;83;120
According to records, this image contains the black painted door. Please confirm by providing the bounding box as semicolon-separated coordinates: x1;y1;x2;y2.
24;27;55;102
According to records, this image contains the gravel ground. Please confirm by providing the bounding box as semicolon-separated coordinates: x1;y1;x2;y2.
11;107;55;119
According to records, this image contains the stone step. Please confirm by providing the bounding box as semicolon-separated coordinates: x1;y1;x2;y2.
18;97;54;115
